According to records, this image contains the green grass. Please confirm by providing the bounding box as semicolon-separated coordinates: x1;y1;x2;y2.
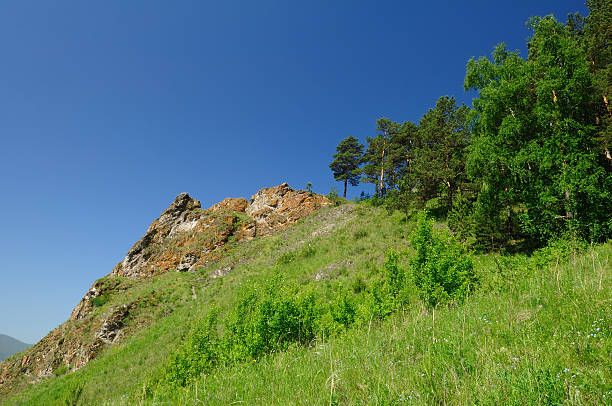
2;202;610;405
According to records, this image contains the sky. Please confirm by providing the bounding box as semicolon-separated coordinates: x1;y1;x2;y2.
0;0;588;344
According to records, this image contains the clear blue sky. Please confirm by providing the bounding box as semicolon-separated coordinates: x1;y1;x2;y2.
0;1;587;344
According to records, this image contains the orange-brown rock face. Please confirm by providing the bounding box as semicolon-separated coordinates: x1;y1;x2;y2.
0;184;329;393
111;184;329;279
208;197;248;213
246;183;330;236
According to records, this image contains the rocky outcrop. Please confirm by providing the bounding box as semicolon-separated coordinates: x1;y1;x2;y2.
0;183;329;394
111;183;329;279
0;302;136;391
247;183;330;236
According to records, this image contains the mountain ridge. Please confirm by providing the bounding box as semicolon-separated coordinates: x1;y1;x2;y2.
0;335;30;362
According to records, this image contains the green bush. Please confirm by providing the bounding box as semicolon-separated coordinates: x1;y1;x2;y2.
328;187;342;206
224;279;318;362
410;212;476;307
91;293;109;307
330;289;356;329
53;364;69;377
157;312;219;389
276;251;296;265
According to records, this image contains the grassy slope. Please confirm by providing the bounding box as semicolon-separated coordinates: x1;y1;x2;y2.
2;202;611;405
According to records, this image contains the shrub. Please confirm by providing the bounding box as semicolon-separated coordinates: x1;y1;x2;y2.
447;190;476;245
224;279;317;362
53;364;69;377
158;312;219;389
531;236;586;269
351;276;366;293
276;251;296;265
328;187;342;206
330;289;356;329
410;212;477;307
353;229;368;239
91;293;109;307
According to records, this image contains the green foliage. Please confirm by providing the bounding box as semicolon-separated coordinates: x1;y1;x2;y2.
4;200;611;405
329;135;364;198
54;364;69;377
327;187;342;205
408;96;471;209
530;235;587;269
91;293;109;307
447;190;476;245
156;312;219;390
61;382;84;406
223;279;318;362
329;289;356;329
361;118;403;197
410;212;476;307
465;16;612;245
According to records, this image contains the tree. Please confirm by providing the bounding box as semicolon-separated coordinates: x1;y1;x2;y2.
464;16;612;244
573;0;612;163
361;118;400;197
329;136;364;198
407;96;470;209
386;121;417;190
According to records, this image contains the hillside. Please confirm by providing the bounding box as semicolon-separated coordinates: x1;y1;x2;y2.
0;336;30;363
0;184;610;405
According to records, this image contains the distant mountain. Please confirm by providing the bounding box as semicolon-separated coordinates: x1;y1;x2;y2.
0;334;31;361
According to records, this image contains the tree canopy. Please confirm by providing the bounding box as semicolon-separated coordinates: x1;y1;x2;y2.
329;136;364;198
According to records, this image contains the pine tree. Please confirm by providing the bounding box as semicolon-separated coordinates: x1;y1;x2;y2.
361;118;400;197
329;136;364;198
407;96;470;209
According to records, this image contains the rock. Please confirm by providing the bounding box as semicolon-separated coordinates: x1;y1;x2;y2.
208;198;248;213
209;266;232;279
313;260;354;281
176;253;198;272
112;193;202;279
247;183;330;236
94;304;132;344
111;185;328;279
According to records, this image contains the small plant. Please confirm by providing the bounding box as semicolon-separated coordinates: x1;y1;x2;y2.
330;289;356;329
410;211;476;307
62;382;84;406
328;187;342;206
224;279;317;362
91;293;109;307
54;364;69;377
306;182;313;193
353;229;368;239
276;251;296;265
299;244;317;258
351;276;366;293
156;312;219;390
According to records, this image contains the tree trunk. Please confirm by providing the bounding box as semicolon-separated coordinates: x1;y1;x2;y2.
379;144;386;196
601;95;611;162
565;189;573;219
343;179;347;198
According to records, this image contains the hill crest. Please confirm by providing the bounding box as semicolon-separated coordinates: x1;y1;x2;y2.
0;183;329;392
